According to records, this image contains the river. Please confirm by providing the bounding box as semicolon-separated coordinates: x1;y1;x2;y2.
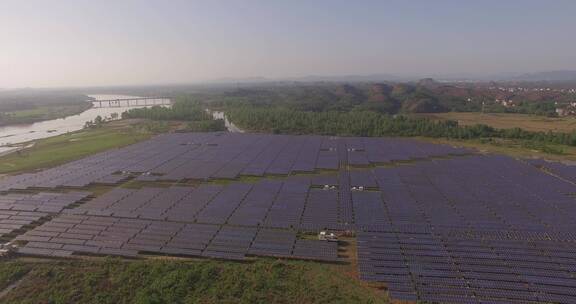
0;94;170;155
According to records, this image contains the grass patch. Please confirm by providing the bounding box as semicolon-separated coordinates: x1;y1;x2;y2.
0;258;388;304
0;262;29;291
120;180;178;189
419;136;576;161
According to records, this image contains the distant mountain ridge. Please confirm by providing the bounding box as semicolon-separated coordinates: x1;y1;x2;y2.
210;74;407;83
211;71;576;84
513;71;576;82
293;74;407;82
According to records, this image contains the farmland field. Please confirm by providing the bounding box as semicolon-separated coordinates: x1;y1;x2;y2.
416;112;576;133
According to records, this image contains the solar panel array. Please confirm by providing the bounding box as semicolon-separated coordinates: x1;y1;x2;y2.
15;214;339;262
0;191;90;213
0;191;90;241
357;155;576;303
527;158;576;184
0;133;469;190
3;132;576;303
0;211;48;240
64;178;346;231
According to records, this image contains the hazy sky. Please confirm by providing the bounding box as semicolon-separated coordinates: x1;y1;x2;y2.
1;0;576;88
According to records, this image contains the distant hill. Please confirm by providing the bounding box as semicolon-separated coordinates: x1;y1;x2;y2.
191;72;576;85
208;74;408;84
514;71;576;82
294;73;406;82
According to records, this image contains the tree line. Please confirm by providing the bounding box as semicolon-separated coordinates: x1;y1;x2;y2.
225;105;576;146
121;96;225;131
122;97;211;121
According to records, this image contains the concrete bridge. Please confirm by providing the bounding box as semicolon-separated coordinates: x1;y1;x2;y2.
91;97;172;108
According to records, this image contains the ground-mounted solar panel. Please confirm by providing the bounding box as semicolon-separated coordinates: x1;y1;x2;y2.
348;150;370;166
248;229;296;257
292;239;338;261
227;180;283;226
163;184;223;222
106;187;164;215
349;170;378;189
310;174;338;187
0;133;471;190
291;136;322;173
165;223;219;253
0;211;48;240
315;150;339;170
0;191;90;214
352;191;388;227
196;183;252;224
333;170;353;227
300;188;339;231
5;132;576;303
265;136;307;176
262;178;309;229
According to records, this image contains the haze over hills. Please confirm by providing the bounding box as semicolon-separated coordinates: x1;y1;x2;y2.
512;71;576;82
207;71;576;85
2;70;576;90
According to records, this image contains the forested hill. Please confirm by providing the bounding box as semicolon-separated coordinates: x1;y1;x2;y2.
204;80;568;116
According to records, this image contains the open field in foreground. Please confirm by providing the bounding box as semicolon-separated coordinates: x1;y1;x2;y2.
415;112;576;133
0;258;387;304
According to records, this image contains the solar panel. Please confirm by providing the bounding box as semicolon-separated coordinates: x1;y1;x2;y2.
4;132;576;303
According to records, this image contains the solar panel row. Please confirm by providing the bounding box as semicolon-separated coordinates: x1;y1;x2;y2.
15;214;339;262
0;210;48;239
67;178;361;230
0;133;469;190
0;191;90;213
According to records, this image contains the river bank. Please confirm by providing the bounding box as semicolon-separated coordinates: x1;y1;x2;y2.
0;102;92;127
0;119;165;174
0;95;170;155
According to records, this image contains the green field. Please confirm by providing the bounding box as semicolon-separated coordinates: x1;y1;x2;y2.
0;258;387;304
